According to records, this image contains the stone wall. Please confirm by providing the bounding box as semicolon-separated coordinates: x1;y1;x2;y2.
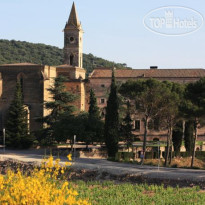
0;64;55;132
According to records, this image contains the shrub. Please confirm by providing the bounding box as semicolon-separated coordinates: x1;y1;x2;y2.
0;155;90;205
123;152;134;162
196;151;205;160
180;152;191;158
145;152;153;159
115;152;122;161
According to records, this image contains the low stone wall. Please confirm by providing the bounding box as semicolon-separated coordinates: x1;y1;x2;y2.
52;148;107;159
79;149;107;159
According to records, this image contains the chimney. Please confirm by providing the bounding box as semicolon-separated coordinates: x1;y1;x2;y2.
150;66;158;69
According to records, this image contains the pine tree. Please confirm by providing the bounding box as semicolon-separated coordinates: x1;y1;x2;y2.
183;78;205;167
42;75;77;144
6;81;32;148
104;69;119;158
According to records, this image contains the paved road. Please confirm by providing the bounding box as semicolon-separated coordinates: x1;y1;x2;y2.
0;149;205;182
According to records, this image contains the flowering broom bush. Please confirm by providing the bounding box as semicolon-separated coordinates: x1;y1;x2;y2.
0;155;90;205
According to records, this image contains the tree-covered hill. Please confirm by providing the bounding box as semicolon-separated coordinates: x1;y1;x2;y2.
0;39;130;73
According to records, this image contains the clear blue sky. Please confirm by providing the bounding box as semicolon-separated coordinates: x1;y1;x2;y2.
0;0;205;69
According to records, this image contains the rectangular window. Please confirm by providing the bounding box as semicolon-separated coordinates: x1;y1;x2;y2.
154;119;160;131
148;120;153;130
100;99;105;104
135;120;140;130
101;84;105;88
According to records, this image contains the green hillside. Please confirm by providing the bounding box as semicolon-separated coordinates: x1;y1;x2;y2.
0;39;130;73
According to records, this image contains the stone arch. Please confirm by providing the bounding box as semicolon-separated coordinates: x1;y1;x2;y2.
17;72;26;80
153;138;159;141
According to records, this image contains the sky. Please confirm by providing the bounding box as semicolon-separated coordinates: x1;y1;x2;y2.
0;0;205;69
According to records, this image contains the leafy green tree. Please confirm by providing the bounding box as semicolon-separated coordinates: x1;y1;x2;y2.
72;112;103;148
159;81;183;166
120;79;169;157
41;75;77;145
120;101;133;151
183;78;205;167
6;81;33;148
104;70;119;158
71;89;104;148
52;89;104;147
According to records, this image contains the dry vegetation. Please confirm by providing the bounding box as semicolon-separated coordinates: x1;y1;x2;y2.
143;157;205;169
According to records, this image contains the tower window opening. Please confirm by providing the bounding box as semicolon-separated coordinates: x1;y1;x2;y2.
100;98;105;104
70;54;74;65
70;37;74;42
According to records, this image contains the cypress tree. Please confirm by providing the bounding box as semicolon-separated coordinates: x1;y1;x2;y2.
76;89;104;147
184;120;194;156
88;89;100;119
6;81;32;148
120;101;133;151
104;69;119;158
172;121;183;156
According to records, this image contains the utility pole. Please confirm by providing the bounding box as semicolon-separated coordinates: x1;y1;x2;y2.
3;128;5;154
73;135;76;161
158;141;160;171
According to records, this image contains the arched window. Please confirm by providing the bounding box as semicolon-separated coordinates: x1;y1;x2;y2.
23;105;30;134
70;54;74;65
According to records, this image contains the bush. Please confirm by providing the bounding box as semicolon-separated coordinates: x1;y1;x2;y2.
196;151;205;160
180;152;191;158
177;151;205;159
123;152;134;162
145;152;153;159
162;151;175;159
115;152;122;161
0;155;89;204
153;151;161;159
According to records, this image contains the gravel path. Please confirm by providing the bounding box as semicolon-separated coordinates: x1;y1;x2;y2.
0;149;205;183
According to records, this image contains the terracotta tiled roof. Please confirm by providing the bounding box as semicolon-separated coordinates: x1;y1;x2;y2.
0;63;40;66
90;68;205;78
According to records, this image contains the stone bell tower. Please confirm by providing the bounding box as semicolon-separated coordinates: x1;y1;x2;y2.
64;2;83;68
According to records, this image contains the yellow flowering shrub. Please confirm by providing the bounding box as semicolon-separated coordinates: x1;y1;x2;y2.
0;154;90;205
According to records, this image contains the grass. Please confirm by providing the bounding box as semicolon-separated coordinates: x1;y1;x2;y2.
70;181;205;205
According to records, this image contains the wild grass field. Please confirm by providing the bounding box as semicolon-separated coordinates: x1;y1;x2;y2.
71;181;205;205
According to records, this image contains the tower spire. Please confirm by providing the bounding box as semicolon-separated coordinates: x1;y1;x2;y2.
63;2;83;67
65;2;81;29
